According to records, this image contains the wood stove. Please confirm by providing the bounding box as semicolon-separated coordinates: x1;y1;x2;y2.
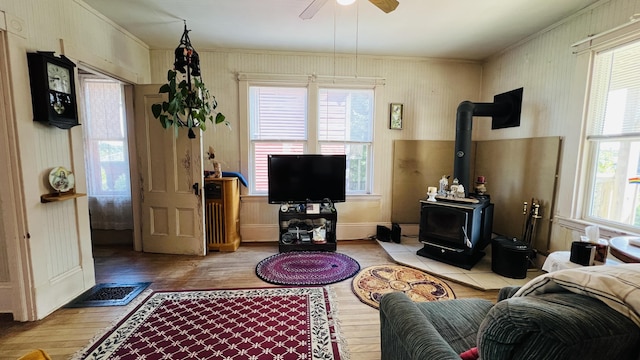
417;196;493;269
416;88;521;269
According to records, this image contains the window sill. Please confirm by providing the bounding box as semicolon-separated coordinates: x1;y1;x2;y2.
240;194;382;203
554;216;640;238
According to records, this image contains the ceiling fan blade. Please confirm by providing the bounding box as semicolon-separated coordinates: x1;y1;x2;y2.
300;0;329;19
368;0;399;13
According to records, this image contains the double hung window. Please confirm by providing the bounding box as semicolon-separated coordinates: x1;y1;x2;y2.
584;39;640;231
81;77;133;230
248;82;375;196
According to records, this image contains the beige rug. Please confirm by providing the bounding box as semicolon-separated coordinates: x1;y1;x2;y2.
352;264;456;309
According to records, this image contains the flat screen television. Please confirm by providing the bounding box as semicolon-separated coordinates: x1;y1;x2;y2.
268;154;346;204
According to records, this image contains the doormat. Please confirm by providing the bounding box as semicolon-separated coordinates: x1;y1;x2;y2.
352;264;455;309
72;287;347;360
65;282;151;308
256;251;360;285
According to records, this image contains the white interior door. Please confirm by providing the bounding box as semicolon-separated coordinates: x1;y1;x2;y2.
133;85;205;255
0;31;30;319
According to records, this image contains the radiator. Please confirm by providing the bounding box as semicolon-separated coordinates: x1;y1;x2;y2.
206;202;225;246
204;177;241;252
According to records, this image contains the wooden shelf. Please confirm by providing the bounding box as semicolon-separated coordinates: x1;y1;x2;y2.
40;191;86;203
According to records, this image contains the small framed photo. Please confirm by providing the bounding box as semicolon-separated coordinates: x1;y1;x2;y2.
390;103;403;130
306;203;320;214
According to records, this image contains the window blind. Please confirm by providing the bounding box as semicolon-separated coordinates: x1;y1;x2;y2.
250;86;307;140
587;40;640;138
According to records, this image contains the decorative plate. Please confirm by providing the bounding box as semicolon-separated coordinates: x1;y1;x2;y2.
49;166;75;192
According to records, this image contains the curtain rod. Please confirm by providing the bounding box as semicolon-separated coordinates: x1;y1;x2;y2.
571;14;640;48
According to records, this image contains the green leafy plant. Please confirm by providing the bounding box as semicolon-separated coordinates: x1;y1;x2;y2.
151;69;227;138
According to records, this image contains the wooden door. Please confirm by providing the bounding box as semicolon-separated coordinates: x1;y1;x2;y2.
133;85;205;255
0;31;30;320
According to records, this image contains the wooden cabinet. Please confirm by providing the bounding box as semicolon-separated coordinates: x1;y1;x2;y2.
204;177;241;251
278;206;337;252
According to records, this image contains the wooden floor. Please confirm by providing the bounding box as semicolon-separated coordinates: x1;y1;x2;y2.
0;239;499;360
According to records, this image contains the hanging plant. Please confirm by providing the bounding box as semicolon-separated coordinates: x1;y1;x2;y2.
150;21;227;138
151;69;227;138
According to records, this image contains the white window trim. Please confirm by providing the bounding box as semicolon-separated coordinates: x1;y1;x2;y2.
240;193;382;203
237;72;385;197
572;17;640;55
555;216;640;238
570;19;640;233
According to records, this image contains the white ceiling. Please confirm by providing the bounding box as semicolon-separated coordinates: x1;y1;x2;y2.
83;0;601;60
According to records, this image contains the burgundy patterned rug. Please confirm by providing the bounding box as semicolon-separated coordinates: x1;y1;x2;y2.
256;251;360;285
73;287;346;360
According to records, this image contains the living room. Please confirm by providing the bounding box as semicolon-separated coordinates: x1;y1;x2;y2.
0;0;639;358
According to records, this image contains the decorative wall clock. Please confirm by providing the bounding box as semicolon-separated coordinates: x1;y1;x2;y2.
27;51;80;129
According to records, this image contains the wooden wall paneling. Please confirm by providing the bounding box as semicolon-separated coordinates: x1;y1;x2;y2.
150;49;483;239
0;0;151;320
391;140;454;223
478;0;639;252
391;137;561;255
474;136;561;253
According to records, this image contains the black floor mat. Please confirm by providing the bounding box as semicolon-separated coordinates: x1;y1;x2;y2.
65;282;151;307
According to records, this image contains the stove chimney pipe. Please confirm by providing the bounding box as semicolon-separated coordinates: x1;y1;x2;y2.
453;88;521;197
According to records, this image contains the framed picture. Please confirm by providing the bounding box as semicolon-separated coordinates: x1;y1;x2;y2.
390;103;403;129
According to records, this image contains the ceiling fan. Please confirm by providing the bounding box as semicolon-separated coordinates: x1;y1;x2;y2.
300;0;399;19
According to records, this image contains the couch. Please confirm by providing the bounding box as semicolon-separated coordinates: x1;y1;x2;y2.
379;265;640;360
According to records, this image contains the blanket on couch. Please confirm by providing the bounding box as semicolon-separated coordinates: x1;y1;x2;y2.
514;264;640;326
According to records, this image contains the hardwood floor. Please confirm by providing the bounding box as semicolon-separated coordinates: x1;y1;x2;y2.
0;239;499;360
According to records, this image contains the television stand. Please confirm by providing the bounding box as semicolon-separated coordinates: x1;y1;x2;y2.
278;205;337;252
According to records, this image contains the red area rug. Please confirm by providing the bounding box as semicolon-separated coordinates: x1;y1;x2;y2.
73;287;347;360
256;251;360;285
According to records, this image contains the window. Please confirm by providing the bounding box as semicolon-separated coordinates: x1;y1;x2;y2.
584;39;640;231
81;77;133;230
250;86;308;194
319;88;374;193
248;83;375;196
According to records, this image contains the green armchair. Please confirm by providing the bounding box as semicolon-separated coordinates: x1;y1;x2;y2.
380;286;640;359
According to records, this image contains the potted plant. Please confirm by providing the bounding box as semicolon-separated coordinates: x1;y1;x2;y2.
151;69;227;138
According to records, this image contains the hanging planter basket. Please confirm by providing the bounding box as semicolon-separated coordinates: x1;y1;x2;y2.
151;22;227;138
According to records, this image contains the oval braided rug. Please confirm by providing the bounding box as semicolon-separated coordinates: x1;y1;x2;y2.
256;251;360;285
352;264;456;309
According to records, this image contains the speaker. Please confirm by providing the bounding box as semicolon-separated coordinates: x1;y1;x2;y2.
376;225;391;242
491;236;529;279
391;223;401;243
570;241;596;266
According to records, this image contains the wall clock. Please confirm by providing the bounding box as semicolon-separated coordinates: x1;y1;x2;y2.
27;51;80;129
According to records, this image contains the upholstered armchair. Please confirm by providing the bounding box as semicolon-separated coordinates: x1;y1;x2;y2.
380;265;640;360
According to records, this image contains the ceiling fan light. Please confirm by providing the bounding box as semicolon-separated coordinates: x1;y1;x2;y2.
337;0;356;6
